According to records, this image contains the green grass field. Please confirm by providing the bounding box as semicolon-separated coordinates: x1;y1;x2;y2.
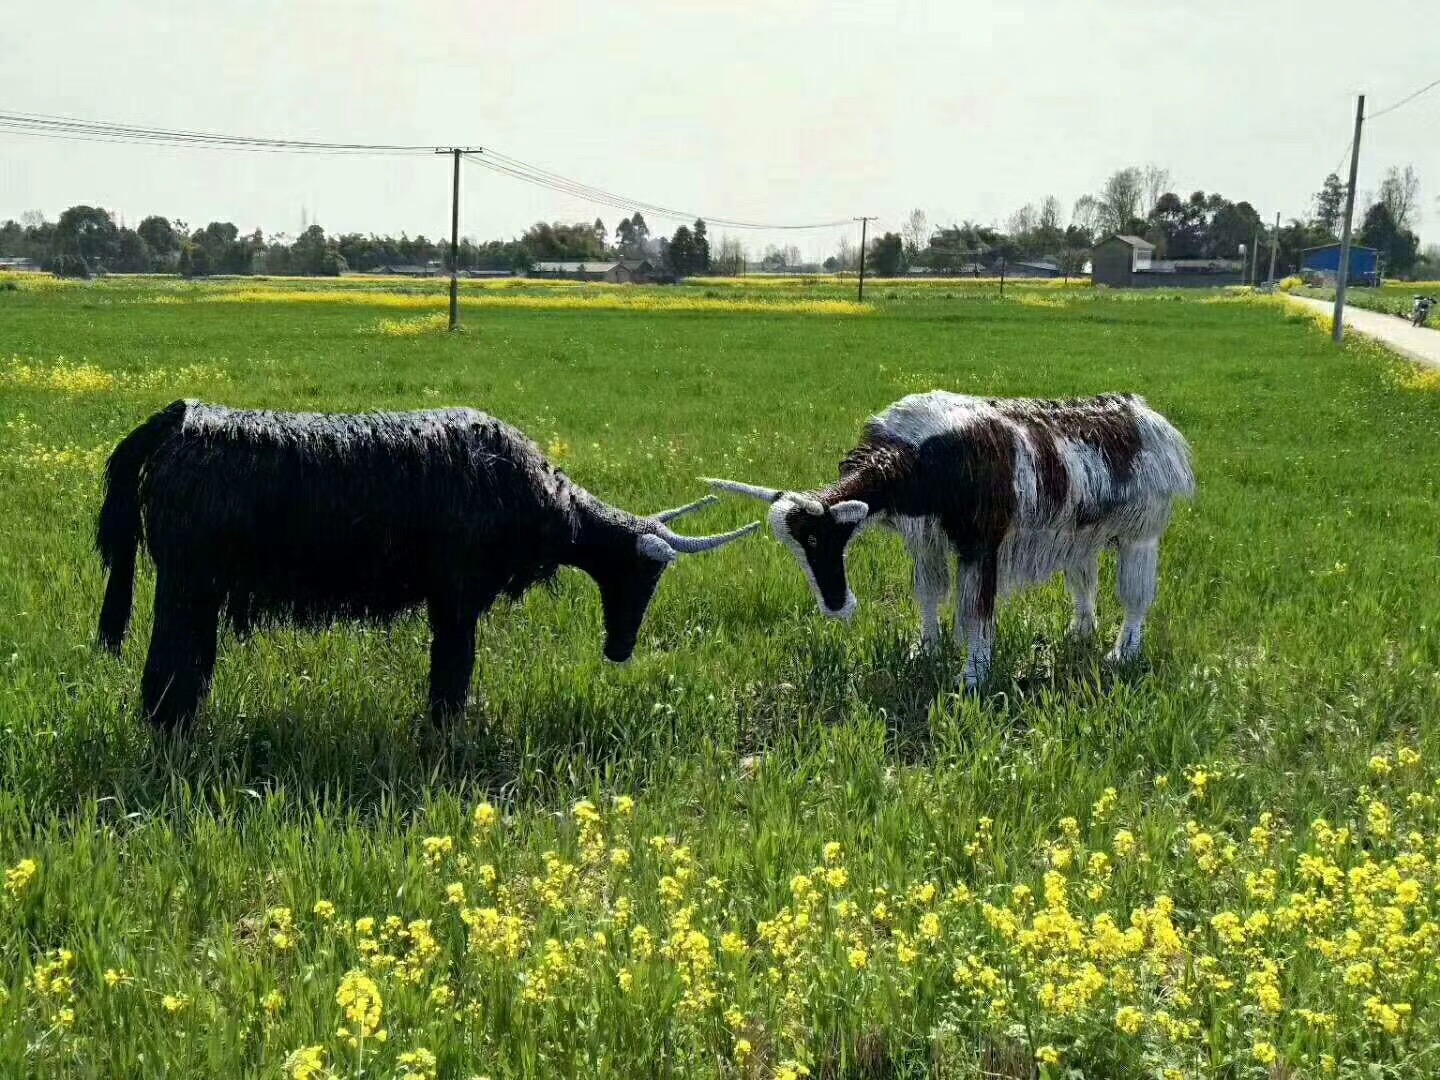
3;277;1439;1078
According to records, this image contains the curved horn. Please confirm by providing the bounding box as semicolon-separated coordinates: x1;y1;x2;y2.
652;494;717;524
703;477;783;503
657;520;761;555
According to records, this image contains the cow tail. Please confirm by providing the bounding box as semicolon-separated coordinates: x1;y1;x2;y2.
96;399;187;653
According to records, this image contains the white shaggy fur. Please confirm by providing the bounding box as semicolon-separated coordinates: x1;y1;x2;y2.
869;393;1192;686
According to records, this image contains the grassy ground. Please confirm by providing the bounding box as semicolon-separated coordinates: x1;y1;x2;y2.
2;277;1439;1078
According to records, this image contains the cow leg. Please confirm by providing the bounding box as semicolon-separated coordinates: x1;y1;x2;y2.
906;527;951;653
141;573;220;733
1109;538;1159;663
1064;551;1100;639
427;599;480;724
955;550;999;692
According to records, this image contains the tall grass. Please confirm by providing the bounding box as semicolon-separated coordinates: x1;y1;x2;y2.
2;279;1438;1076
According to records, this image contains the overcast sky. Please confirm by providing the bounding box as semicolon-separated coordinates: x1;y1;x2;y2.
3;1;1437;260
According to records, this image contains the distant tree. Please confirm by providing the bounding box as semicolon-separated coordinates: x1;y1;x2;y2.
666;225;697;275
713;235;747;275
822;256;839;271
55;205;120;274
1069;195;1105;244
1206;199;1263;260
136;216;179;265
1414;243;1440;280
692;219;710;272
902;208;929;260
1311;173;1346;236
868;232;904;277
835;234;857;271
1097;167;1145;233
760;246;786;272
1142;165;1172;216
178;241;210;278
1378;165;1421;233
593;217;607;252
1359;201;1419;277
783;244;802;269
114;228;152;273
616;212;649;258
1006;203;1038;238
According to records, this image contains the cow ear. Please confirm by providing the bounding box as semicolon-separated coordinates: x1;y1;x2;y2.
636;533;678;565
831;500;870;525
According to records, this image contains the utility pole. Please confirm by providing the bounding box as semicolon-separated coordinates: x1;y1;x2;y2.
436;147;482;331
1250;227;1260;285
1333;94;1364;344
855;216;875;301
1267;211;1280;285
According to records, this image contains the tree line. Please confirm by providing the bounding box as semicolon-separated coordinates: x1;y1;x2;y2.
2;164;1434;279
848;164;1434;280
0;209;715;278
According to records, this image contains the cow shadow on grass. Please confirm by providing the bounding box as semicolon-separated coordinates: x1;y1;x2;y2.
820;626;1155;766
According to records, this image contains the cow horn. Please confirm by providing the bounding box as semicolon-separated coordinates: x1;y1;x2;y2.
651;494;717;524
657;521;761;554
703;477;783;503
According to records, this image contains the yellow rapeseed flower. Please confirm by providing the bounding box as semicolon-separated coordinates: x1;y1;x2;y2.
161;993;189;1015
472;802;498;830
1115;1005;1144;1035
4;858;37;899
312;899;336;920
1036;1045;1061;1066
283;1045;328;1080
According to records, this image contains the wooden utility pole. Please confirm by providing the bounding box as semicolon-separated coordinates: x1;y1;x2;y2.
855;217;875;301
1250;227;1260;285
1267;211;1280;284
436;147;482;330
1333;94;1365;344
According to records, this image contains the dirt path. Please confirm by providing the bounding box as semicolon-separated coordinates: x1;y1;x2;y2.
1283;293;1440;369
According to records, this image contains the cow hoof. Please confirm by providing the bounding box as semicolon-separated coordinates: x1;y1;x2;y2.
1105;646;1142;666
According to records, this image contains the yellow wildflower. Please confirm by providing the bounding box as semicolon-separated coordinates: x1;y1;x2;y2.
1252;1040;1278;1066
283;1046;328;1080
4;858;37;899
1036;1045;1061;1066
734;1038;753;1062
1115;1005;1144;1035
847;946;869;969
823;841;843;864
472;802;498;830
312;899;335;921
161;993;189;1015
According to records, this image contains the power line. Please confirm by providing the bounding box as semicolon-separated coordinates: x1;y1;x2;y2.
463;151;849;230
1366;76;1440;121
0;107;852;231
0;109;433;155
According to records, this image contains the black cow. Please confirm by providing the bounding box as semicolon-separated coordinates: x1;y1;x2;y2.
97;400;756;730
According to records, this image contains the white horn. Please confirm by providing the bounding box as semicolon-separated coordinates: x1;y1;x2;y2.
703;477;783;503
652;494;717;524
658;521;761;555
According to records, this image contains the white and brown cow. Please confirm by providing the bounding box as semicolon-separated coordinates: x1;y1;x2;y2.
707;391;1194;689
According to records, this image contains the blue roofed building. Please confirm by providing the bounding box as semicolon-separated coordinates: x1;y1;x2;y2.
1300;243;1379;286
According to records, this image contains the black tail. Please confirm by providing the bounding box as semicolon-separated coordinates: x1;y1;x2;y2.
96;400;187;653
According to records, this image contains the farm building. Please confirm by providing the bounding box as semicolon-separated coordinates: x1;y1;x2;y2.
528;259;653;283
1300;243;1379;286
1091;235;1155;287
0;256;42;273
1091;236;1245;288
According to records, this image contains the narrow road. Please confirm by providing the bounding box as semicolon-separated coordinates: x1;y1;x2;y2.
1283;293;1440;369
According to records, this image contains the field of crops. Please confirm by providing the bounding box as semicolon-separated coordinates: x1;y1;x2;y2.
3;275;1440;1078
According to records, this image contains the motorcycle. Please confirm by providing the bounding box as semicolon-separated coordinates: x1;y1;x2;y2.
1413;295;1435;328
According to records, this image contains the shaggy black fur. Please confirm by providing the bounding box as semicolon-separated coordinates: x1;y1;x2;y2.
97;400;740;731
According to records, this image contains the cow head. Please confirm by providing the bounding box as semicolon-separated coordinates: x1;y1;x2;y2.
578;494;760;663
704;479;870;620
